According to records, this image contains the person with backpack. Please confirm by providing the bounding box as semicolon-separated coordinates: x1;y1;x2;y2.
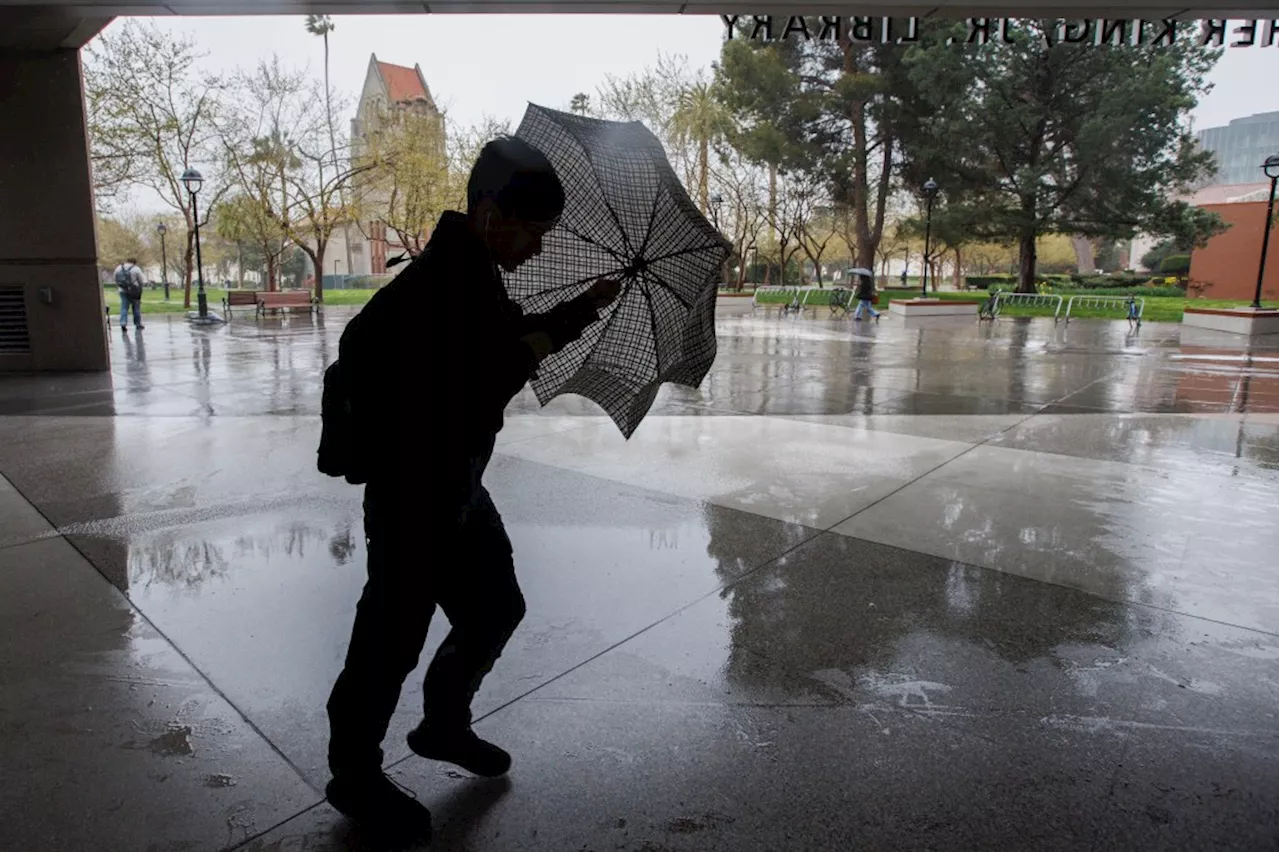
112;257;145;332
317;136;621;845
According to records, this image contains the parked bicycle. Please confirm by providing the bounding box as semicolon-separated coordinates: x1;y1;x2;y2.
978;288;1002;320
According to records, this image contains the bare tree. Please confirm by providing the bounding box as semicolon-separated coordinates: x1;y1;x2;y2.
791;172;835;286
709;151;768;290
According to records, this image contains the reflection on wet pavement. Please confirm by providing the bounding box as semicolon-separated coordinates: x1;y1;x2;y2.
0;311;1275;851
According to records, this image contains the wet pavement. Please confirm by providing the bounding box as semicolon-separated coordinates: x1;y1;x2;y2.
0;309;1275;851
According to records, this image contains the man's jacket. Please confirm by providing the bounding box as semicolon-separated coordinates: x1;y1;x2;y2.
321;211;600;504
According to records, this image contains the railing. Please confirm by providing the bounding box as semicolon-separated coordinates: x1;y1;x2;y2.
991;291;1066;321
1064;295;1143;324
750;285;803;311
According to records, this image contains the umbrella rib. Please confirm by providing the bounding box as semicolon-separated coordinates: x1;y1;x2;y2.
642;242;728;267
558;224;629;265
638;273;664;376
521;267;629;303
635;186;664;262
567;139;637;260
640;268;694;311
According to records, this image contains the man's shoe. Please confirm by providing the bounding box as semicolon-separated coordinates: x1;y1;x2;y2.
325;772;432;845
135;324;144;330
407;724;512;777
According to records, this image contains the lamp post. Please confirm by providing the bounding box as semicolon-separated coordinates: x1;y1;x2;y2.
1253;154;1279;309
921;177;939;298
156;222;169;302
181;167;207;318
710;193;724;230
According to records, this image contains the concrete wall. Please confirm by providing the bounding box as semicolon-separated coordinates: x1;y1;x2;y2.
1189;200;1279;302
0;48;107;371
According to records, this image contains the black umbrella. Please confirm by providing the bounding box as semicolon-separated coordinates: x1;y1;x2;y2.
506;104;732;438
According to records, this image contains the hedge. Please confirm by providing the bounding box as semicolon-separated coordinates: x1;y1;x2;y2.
1159;254;1192;274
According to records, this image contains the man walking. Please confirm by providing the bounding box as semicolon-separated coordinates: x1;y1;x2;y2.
112;257;145;332
319;137;620;845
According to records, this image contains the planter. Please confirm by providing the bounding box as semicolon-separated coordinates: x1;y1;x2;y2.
1181;307;1278;336
889;299;979;317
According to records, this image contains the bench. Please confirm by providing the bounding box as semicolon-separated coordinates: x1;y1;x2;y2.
222;290;261;318
257;290;317;317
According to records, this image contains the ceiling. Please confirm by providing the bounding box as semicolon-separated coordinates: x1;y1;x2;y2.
1;0;1275;48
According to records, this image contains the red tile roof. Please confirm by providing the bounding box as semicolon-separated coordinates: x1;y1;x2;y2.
376;61;428;104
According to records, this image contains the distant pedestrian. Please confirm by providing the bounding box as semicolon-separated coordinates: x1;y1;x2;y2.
851;267;879;322
113;258;145;332
900;267;909;287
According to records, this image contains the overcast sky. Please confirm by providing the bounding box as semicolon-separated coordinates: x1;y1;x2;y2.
95;14;1278;213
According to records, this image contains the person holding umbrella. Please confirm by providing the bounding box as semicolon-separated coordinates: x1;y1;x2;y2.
320;136;620;845
851;267;880;322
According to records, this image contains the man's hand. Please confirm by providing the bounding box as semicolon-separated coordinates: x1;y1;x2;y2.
520;331;554;363
585;278;622;310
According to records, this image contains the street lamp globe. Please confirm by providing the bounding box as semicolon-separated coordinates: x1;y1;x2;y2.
923;177;939;197
156;222;166;236
1264;155;1279;180
181;167;203;195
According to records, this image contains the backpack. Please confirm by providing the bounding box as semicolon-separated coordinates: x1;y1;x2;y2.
317;359;369;485
115;264;142;299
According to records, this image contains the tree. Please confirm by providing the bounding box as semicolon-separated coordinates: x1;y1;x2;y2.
221;57;369;300
95;216;150;278
216;194;288;291
569;92;592;115
285;86;369;301
710;151;769;289
716;38;808;283
85;20;231;308
303;14;353;277
670;80;729;213
790;172;836;285
899;19;1222;291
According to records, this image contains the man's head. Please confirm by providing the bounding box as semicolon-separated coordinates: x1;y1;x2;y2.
467;137;564;272
125;257;137;265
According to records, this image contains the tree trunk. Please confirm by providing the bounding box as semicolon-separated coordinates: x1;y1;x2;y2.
764;164;777;286
309;240;327;301
698;137;709;214
952;246;963;289
1071;235;1095;274
1017;232;1037;293
236;243;244;288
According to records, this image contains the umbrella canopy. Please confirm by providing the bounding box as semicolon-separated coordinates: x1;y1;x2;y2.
507;104;732;438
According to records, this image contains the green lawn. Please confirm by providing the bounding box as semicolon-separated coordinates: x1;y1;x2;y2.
747;286;1276;324
104;286;377;315
112;284;1275;325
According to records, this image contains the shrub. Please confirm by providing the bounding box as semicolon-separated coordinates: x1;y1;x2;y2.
345;274;395;290
1159;254;1192;275
964;275;1015;290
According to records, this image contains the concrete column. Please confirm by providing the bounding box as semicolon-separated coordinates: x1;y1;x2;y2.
0;47;108;372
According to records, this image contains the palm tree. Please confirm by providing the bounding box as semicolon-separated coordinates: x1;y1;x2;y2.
305;14;348;293
670;81;727;214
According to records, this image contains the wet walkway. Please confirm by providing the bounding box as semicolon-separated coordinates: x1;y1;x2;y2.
0;309;1276;851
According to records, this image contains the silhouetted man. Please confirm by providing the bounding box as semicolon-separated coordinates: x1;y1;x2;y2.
323;137;619;844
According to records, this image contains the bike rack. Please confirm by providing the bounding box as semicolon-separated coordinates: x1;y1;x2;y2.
750;285;801;312
991;291;1066;322
1063;295;1143;324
